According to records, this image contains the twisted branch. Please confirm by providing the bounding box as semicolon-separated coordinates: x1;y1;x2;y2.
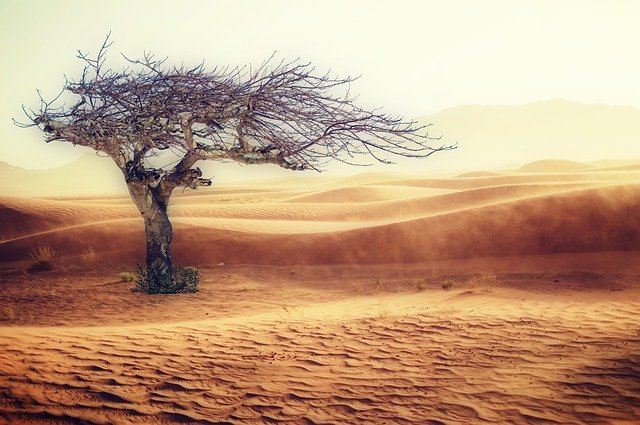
18;35;455;191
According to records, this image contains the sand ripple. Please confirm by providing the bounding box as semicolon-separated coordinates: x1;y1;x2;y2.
1;296;639;424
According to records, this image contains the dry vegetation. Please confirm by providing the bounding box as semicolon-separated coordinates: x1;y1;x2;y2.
27;244;56;272
79;247;98;264
411;273;428;291
119;270;137;282
1;305;15;321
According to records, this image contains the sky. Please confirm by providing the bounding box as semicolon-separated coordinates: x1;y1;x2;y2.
1;0;639;169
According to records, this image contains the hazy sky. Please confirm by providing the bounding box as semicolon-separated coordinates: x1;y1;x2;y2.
1;0;639;169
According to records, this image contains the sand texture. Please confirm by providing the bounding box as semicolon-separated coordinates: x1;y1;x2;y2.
1;163;640;424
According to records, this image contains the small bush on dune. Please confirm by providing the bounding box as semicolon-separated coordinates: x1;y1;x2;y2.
464;273;498;293
441;279;454;290
133;265;199;294
28;245;56;272
1;305;16;320
411;273;428;292
29;245;56;261
29;245;55;262
226;273;242;284
351;278;382;294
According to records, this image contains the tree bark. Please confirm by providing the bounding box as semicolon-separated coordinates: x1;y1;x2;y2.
127;181;173;288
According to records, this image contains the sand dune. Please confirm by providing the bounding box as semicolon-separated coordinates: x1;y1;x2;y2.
455;171;501;178
283;185;440;203
582;163;640;173
1;178;638;265
591;159;640;167
168;184;640;266
1;163;639;424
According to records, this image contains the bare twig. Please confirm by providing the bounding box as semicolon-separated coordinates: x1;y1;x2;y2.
20;36;455;189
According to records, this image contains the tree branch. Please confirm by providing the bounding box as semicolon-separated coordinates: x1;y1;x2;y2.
19;36;455;196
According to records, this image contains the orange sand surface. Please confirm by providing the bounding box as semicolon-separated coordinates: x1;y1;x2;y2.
1;162;640;424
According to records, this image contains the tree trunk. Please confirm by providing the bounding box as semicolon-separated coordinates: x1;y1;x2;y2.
143;202;173;277
127;182;173;290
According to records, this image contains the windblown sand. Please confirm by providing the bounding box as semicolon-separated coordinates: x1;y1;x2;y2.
1;161;640;424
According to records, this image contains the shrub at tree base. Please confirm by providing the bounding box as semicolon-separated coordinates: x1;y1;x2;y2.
133;265;199;294
119;271;137;282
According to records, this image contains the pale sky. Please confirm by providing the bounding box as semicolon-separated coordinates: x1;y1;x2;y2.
1;0;639;169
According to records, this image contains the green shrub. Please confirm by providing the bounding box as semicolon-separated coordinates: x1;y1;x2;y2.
133;264;199;294
119;271;137;282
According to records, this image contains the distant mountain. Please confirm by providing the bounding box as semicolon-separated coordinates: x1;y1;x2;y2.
0;152;308;197
0;153;126;197
590;159;640;167
518;160;595;173
414;100;640;172
2;99;639;196
0;161;24;174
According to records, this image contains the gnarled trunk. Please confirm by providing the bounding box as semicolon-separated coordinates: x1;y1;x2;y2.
143;202;173;277
127;181;173;289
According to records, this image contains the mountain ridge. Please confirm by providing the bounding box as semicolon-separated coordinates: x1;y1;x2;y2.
2;99;639;196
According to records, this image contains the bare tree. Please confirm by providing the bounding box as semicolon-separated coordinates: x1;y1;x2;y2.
17;36;455;293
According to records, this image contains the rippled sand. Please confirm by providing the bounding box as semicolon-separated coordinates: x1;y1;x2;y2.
1;162;640;423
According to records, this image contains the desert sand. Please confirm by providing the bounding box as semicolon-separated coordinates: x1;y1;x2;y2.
1;160;640;424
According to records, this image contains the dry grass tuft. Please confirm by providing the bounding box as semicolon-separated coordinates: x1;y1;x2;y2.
351;281;366;293
352;278;383;294
29;245;56;262
28;245;56;272
411;273;428;292
464;273;498;293
441;279;455;290
226;273;243;284
1;305;16;321
277;304;304;321
80;247;98;264
0;234;16;244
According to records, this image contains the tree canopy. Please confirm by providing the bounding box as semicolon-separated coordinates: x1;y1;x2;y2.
18;36;454;190
18;35;455;293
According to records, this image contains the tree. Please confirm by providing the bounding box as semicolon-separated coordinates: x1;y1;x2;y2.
17;36;455;293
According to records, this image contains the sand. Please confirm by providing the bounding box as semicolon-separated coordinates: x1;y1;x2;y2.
1;162;640;424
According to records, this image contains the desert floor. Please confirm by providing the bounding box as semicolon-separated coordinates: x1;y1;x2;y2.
1;160;640;424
